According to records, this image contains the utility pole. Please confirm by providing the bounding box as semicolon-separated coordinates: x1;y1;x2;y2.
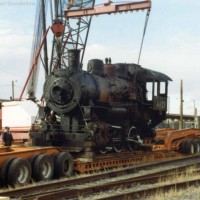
11;80;17;100
193;100;196;128
180;79;183;129
12;80;17;100
12;80;14;100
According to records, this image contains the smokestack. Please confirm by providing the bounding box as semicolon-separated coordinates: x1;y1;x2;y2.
68;49;81;71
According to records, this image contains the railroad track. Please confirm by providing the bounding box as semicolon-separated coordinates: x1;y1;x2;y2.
20;166;200;200
1;154;200;200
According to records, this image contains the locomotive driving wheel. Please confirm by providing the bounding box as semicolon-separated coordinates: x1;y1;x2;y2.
99;146;107;154
112;130;123;153
127;127;143;151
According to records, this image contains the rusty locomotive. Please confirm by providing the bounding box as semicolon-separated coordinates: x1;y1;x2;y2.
30;49;172;153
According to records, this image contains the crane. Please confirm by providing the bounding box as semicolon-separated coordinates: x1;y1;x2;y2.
51;0;151;69
20;0;96;100
20;0;151;101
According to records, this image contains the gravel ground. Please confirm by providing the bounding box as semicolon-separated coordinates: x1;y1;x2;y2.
78;168;200;200
146;186;200;200
79;184;200;200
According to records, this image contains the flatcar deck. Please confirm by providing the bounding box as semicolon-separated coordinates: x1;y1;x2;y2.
74;150;185;172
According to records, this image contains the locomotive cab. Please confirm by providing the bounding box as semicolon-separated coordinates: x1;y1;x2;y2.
146;81;168;112
128;63;171;112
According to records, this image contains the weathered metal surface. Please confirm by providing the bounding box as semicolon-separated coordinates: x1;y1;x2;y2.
31;49;171;152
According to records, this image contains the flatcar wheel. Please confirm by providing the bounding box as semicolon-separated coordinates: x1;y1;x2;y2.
0;157;15;186
185;141;194;155
197;140;200;153
52;152;60;163
7;158;31;186
179;141;187;154
112;130;122;153
29;155;38;166
193;140;200;154
33;154;54;182
54;152;74;178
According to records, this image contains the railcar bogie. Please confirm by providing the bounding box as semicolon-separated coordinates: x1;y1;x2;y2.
0;146;75;187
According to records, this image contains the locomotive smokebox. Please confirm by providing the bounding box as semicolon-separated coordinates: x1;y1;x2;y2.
68;49;81;71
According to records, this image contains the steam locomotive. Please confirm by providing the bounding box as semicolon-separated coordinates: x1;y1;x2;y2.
30;49;172;153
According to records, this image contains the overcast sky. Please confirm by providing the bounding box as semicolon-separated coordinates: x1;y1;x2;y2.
0;0;200;115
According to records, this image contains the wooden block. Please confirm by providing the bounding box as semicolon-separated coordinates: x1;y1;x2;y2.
77;151;95;162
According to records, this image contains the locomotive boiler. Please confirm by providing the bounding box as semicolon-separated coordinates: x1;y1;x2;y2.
30;49;172;153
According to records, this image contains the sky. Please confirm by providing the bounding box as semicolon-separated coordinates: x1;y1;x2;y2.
0;0;200;115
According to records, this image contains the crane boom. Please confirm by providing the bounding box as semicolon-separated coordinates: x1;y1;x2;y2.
65;1;151;18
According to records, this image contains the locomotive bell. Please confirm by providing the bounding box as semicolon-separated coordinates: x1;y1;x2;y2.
68;49;81;71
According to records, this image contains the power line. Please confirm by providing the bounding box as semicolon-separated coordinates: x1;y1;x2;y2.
0;68;26;79
0;85;11;87
0;68;16;76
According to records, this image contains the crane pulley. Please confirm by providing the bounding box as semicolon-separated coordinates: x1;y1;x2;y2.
51;19;65;38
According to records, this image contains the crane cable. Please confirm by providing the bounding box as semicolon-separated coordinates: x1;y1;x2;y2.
137;9;151;65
